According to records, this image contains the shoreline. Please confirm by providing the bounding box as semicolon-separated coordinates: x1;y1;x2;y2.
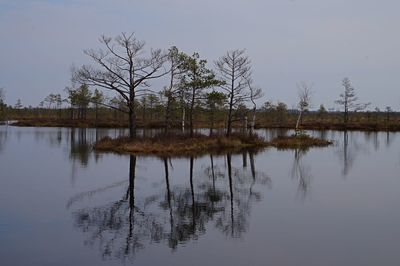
8;118;400;132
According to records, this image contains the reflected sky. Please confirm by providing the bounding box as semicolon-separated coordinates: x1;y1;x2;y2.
1;126;400;265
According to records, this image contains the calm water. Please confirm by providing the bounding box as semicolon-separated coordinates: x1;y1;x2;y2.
1;126;400;266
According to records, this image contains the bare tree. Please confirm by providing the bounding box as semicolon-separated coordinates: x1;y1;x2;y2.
295;82;312;136
73;32;168;139
335;77;370;128
245;78;263;135
215;49;257;137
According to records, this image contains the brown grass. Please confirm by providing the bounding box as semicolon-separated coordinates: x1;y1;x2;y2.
94;133;268;156
269;134;333;149
257;120;400;132
94;132;333;156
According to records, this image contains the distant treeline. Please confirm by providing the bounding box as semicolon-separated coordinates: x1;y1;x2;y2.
1;33;397;133
3;96;400;131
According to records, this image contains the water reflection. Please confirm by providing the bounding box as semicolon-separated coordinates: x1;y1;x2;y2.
317;129;328;140
364;131;380;151
337;131;362;177
290;148;312;198
264;128;288;141
0;126;8;153
69;128;91;166
68;128;121;168
341;131;353;176
386;131;392;147
69;152;270;261
3;127;400;265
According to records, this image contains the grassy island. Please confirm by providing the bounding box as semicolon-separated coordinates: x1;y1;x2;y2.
94;133;333;156
94;133;267;156
269;134;333;149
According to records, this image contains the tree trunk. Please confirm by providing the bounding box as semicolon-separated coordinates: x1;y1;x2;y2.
189;87;195;137
243;116;248;135
209;108;214;136
226;69;235;137
95;105;98;125
70;107;74;120
129;88;136;139
164;97;171;135
226;103;233;137
181;108;185;133
295;110;302;136
129;108;136;139
250;108;256;135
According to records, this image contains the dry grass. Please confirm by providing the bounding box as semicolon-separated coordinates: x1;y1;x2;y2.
94;132;333;156
94;133;268;156
269;134;333;149
258;120;400;132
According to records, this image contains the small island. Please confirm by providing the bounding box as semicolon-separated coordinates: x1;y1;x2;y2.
94;133;332;156
268;134;333;149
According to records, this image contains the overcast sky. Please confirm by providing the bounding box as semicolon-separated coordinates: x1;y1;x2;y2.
1;0;399;110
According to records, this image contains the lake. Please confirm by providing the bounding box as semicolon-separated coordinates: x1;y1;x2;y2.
0;126;399;266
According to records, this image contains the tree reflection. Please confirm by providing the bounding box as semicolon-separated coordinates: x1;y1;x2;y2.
290;148;312;198
364;131;380;151
0;126;8;153
70;152;270;261
69;128;115;167
318;130;327;140
32;127;63;147
338;131;358;177
386;131;392;147
216;153;271;237
69;128;91;166
342;131;350;176
72;155;164;260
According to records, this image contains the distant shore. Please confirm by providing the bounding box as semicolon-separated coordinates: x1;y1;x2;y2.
9;118;400;132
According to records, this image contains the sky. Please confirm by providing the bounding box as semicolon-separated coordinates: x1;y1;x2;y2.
0;0;400;110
